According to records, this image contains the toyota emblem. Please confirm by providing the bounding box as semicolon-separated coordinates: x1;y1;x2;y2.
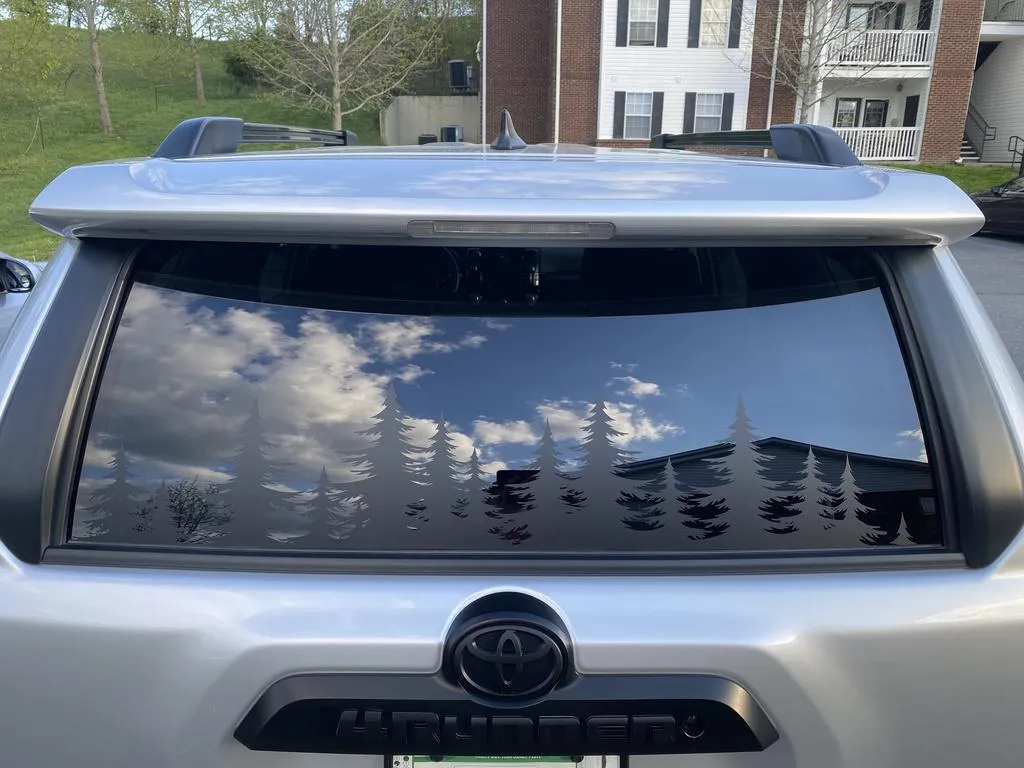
451;622;565;700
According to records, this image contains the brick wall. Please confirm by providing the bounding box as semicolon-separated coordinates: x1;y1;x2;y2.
919;0;986;162
556;0;602;144
745;0;806;129
484;0;556;144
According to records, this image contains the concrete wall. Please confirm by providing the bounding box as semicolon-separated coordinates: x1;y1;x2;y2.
381;95;481;146
970;39;1024;163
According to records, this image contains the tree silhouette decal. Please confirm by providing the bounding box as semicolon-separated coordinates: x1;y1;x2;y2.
695;398;774;544
829;456;881;546
570;399;635;538
622;457;684;532
305;466;355;546
792;447;829;537
80;445;147;539
165;477;230;544
514;419;582;542
454;447;487;519
414;416;463;523
217;400;295;546
348;381;423;531
892;512;914;545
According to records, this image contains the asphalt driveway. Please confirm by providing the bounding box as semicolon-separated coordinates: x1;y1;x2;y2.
952;235;1024;376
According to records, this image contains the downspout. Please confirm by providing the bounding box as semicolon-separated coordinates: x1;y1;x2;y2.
766;0;784;130
554;0;564;144
481;0;487;144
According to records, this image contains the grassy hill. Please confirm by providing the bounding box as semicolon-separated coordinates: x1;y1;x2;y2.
0;24;379;261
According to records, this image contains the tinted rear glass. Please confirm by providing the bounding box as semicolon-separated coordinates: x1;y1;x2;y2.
69;243;941;554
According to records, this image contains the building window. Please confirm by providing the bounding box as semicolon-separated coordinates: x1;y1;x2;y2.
694;93;724;132
701;0;730;47
624;92;654;139
629;0;658;45
833;98;861;128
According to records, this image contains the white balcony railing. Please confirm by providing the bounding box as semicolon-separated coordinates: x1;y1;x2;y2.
826;29;936;66
834;127;921;161
985;0;1024;21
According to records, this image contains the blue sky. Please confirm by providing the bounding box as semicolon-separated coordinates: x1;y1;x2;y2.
78;281;928;499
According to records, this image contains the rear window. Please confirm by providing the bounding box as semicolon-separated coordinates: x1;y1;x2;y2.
69;243;941;554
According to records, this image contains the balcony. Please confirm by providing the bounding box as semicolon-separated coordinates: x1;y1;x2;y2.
826;29;936;66
985;0;1024;21
834;127;921;161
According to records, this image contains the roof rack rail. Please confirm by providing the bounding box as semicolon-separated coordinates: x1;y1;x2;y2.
650;124;861;167
152;116;359;159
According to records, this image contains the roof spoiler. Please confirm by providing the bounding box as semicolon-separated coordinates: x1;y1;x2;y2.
650;124;861;167
152;117;359;159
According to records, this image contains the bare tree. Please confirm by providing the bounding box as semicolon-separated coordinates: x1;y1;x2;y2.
235;0;444;130
180;0;207;101
735;0;911;123
75;0;115;134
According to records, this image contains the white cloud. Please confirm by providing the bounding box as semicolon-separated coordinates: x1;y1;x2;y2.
612;375;661;398
481;459;509;476
898;428;928;462
479;318;513;331
362;317;487;362
610;362;638;372
473;419;539;446
535;400;681;445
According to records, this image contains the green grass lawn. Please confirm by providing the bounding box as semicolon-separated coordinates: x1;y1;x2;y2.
879;163;1019;194
0;27;379;261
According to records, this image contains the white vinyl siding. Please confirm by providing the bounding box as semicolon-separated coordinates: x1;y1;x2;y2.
969;39;1024;164
599;0;756;140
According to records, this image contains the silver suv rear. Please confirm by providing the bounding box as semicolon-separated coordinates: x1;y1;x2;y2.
4;113;1021;768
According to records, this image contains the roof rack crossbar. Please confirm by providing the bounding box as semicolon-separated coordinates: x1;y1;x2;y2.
650;124;861;167
152;116;359;159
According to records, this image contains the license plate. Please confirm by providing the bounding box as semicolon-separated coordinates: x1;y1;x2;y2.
392;756;623;768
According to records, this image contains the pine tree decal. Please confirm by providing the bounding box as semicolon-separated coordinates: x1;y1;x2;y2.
305;467;355;546
892;512;914;545
217;400;295;546
454;448;487;519
792;447;829;536
830;456;879;547
515;420;580;542
571;399;635;539
79;445;147;539
696;398;774;544
417;417;463;520
623;458;683;532
348;381;422;531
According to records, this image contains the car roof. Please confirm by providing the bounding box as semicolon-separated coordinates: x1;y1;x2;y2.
28;143;985;247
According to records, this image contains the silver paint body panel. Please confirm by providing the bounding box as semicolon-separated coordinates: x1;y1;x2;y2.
29;146;985;246
5;147;1021;767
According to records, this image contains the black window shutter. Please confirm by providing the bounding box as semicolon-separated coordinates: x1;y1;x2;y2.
683;92;697;133
688;0;702;47
613;92;626;138
728;0;743;47
656;0;670;46
917;0;933;29
651;92;664;136
617;0;629;46
721;92;734;130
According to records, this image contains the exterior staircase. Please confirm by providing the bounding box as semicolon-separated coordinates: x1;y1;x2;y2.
960;135;982;164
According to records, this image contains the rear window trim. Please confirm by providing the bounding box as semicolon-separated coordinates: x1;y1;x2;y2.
44;240;958;572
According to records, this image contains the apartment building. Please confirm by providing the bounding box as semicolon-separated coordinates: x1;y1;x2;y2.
483;0;1024;164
